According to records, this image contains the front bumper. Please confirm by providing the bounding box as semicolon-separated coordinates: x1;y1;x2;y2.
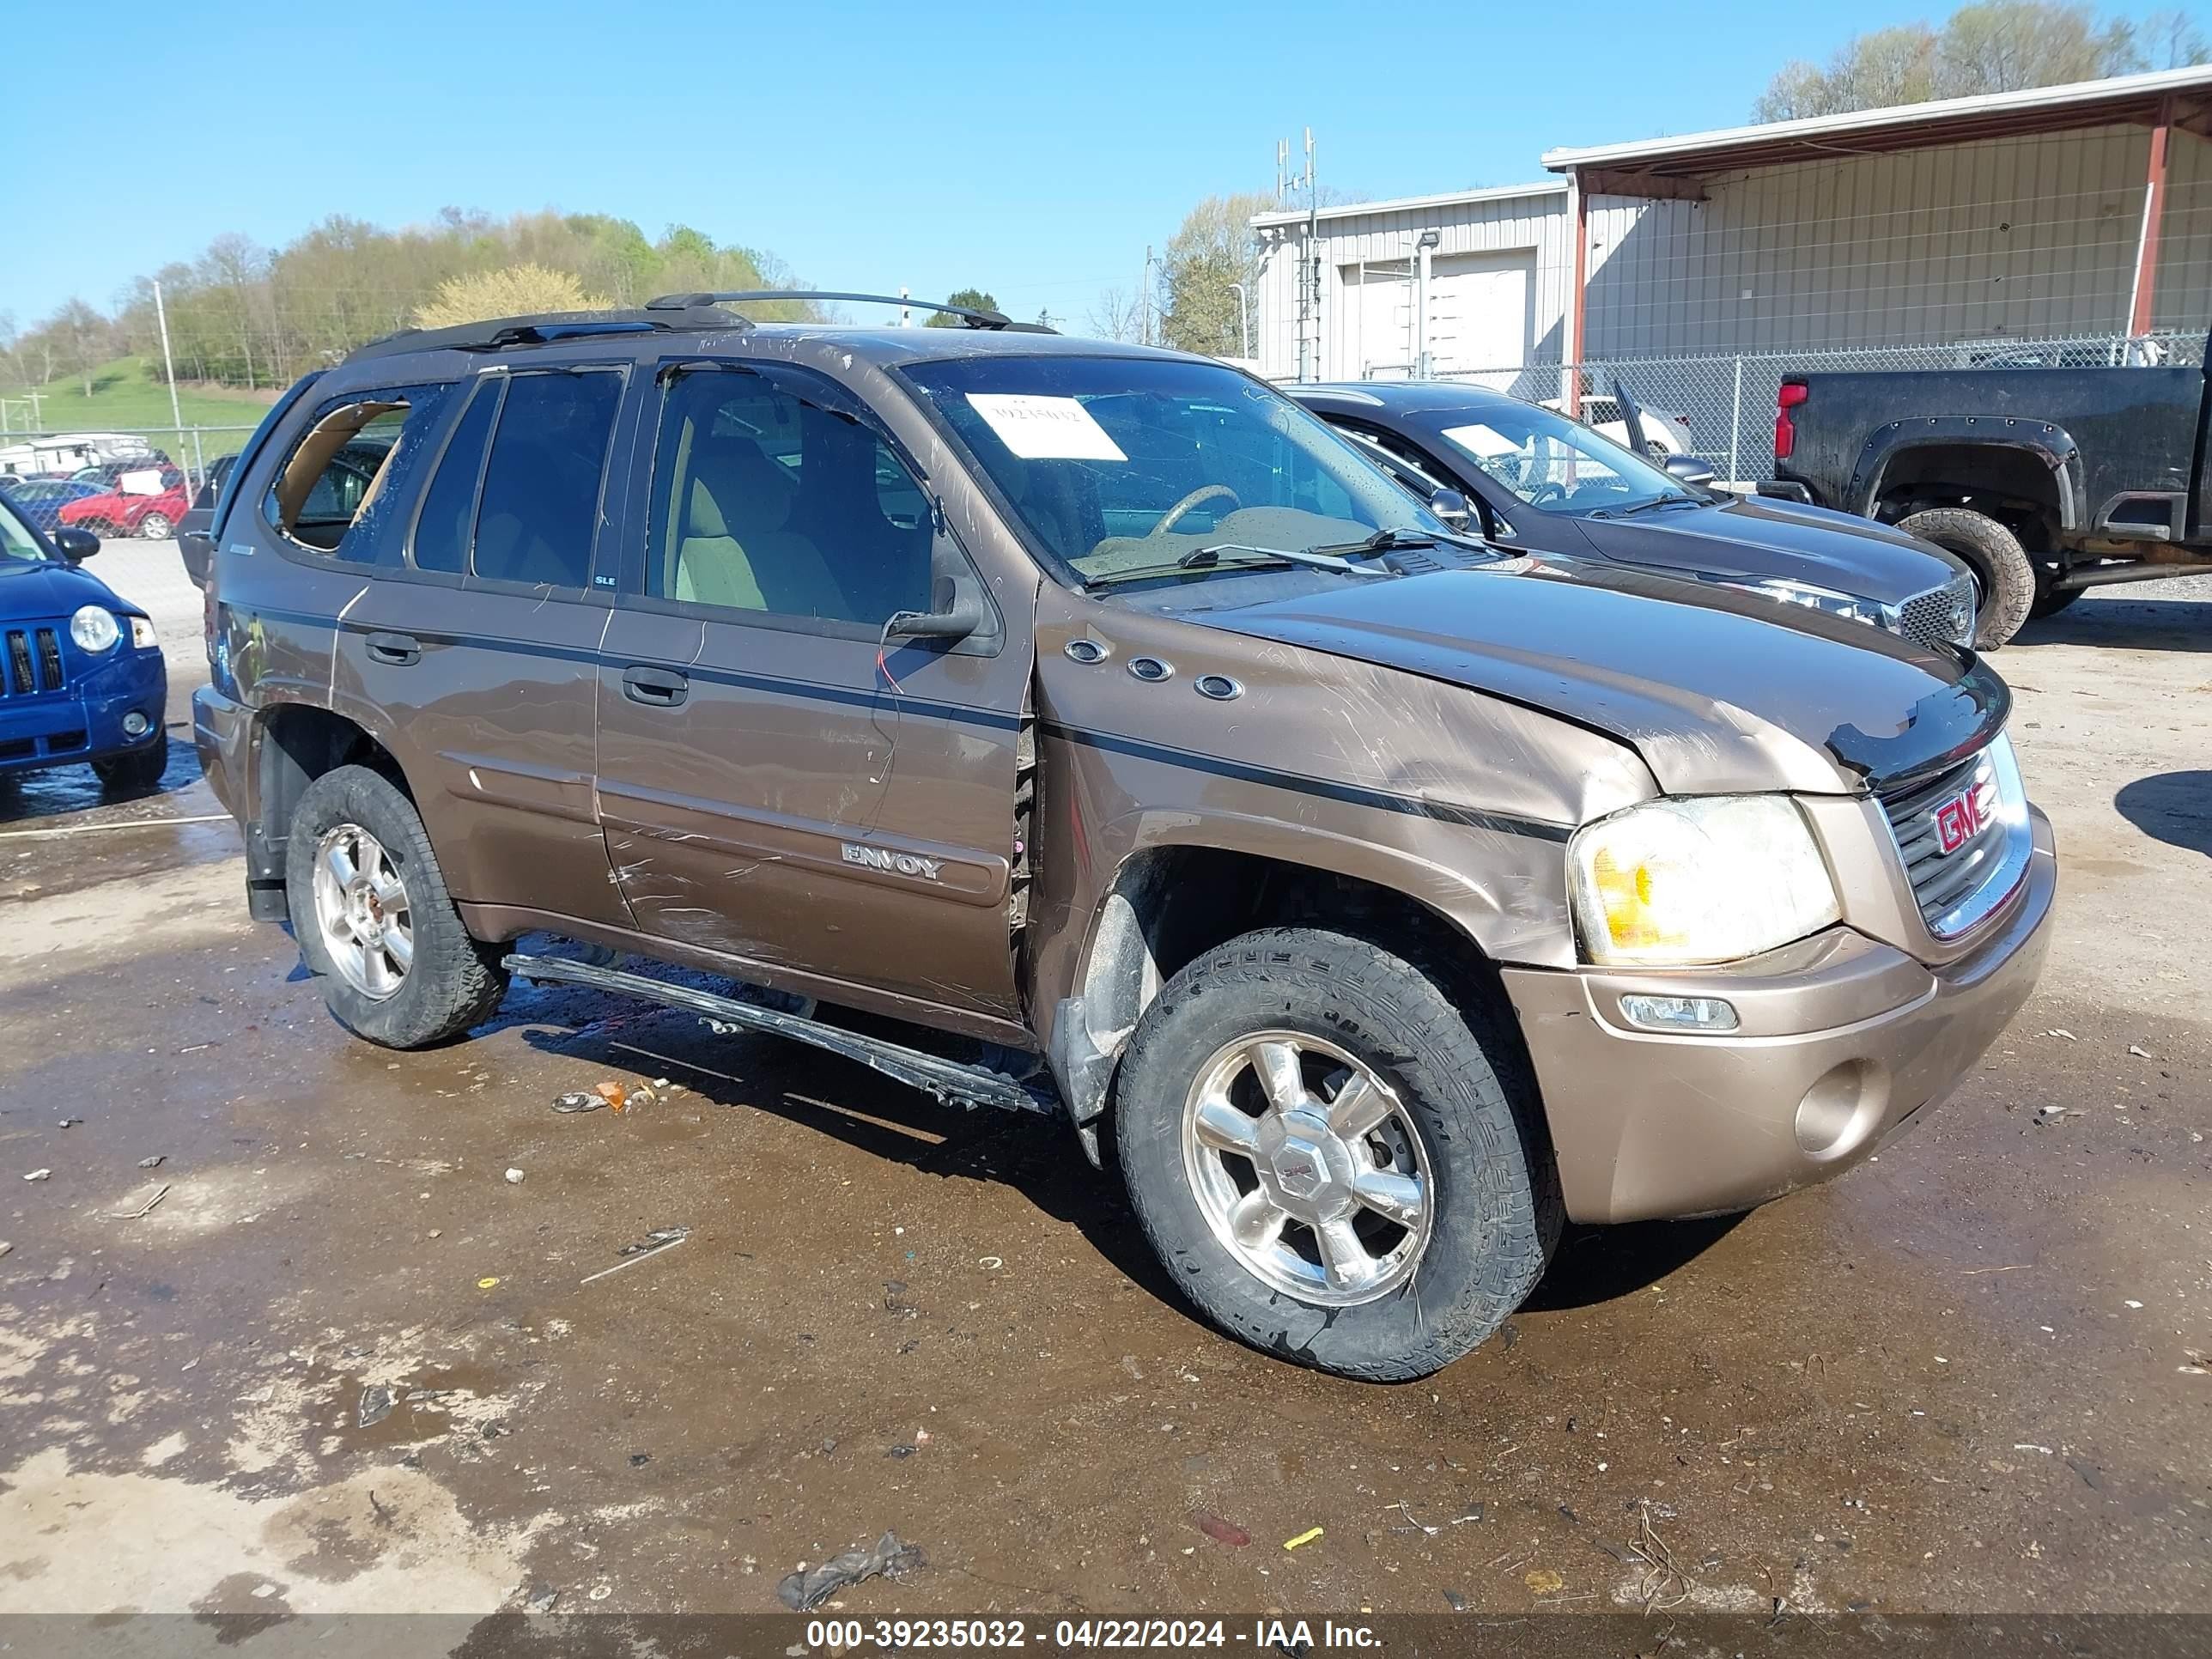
1504;805;2056;1224
0;648;167;775
191;682;248;817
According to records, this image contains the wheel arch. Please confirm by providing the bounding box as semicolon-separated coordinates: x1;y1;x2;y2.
1043;837;1535;1163
1859;427;2081;544
245;698;414;920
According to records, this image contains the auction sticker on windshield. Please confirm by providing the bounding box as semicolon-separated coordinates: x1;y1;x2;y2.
966;393;1128;461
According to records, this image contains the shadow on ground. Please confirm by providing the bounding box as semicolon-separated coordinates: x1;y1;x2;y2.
2117;769;2212;857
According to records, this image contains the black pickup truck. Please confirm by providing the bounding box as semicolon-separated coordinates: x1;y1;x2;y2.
1763;334;2212;646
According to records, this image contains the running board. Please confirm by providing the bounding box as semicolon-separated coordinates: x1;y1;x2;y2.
502;954;1058;1115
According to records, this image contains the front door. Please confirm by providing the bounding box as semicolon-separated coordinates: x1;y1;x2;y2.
594;360;1031;1023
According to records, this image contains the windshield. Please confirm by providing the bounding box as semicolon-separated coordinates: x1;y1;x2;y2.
0;492;52;563
898;355;1445;585
1423;400;1688;514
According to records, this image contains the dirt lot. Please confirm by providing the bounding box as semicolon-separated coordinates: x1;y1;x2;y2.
1;549;2206;1640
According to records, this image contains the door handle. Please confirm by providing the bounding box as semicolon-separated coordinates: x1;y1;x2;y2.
623;665;690;708
365;631;421;666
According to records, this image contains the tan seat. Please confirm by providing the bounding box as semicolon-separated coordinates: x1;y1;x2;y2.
673;437;850;619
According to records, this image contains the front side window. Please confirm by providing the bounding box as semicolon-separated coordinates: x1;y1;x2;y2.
1423;401;1686;515
897;356;1435;587
643;370;933;627
0;494;49;563
263;386;451;560
471;370;623;588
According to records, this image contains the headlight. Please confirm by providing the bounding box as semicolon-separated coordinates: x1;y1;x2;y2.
70;605;120;653
1741;577;1888;630
1569;795;1840;966
130;615;158;649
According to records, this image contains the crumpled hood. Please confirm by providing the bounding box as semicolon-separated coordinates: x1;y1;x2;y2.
1571;493;1972;602
0;557;132;618
1211;560;2008;797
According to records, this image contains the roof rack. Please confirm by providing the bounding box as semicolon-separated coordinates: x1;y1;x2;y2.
343;306;752;364
644;289;1055;334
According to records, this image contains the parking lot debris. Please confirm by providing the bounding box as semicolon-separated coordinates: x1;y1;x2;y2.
58;1117;82;1128
504;1169;526;1185
2033;1104;2083;1127
552;1092;605;1114
1442;1590;1468;1612
106;1182;169;1219
137;1156;165;1170
1523;1567;1565;1595
596;1081;629;1114
1193;1510;1251;1547
524;1585;559;1614
24;1170;52;1182
478;1277;501;1290
358;1385;395;1428
1283;1526;1324;1552
775;1531;926;1612
2129;1044;2154;1058
2045;1029;2078;1041
579;1225;690;1285
886;1443;918;1460
629;1453;651;1468
0;1242;11;1259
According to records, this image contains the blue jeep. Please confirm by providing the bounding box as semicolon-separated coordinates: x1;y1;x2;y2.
0;491;167;793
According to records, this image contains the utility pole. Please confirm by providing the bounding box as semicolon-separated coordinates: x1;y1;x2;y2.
1230;282;1249;359
1141;246;1153;346
154;280;185;465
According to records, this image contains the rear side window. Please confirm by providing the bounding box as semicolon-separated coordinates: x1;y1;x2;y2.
262;386;452;561
411;378;501;574
471;371;623;588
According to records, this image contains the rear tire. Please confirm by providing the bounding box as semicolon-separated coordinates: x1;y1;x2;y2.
1896;508;2034;649
1114;927;1559;1382
137;511;173;540
285;764;507;1048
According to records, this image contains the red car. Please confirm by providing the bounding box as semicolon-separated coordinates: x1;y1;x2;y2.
57;468;190;540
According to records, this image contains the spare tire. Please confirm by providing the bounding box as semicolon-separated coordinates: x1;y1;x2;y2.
1897;508;2035;649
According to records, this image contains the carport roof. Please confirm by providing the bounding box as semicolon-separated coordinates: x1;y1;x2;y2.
1541;63;2212;191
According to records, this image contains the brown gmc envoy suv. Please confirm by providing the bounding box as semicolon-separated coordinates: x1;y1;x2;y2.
191;294;2057;1380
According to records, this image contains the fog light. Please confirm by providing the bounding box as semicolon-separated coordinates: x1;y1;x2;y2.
1619;994;1739;1033
122;711;150;738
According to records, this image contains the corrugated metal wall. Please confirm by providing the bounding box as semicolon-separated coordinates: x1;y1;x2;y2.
1253;123;2212;378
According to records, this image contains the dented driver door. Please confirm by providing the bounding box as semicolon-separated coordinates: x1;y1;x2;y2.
592;359;1032;1027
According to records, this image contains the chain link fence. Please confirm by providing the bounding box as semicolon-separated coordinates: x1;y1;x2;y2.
0;423;263;543
1395;330;2205;484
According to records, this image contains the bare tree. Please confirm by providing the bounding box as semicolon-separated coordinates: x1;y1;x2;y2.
1085;285;1147;343
1158;192;1273;357
2139;5;2210;66
1754;3;2152;121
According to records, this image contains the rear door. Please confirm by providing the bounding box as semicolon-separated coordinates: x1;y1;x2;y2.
594;359;1030;1022
334;362;635;931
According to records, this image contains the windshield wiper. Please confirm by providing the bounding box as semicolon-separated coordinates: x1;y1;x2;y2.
1085;542;1384;588
1304;526;1493;560
1595;492;1702;520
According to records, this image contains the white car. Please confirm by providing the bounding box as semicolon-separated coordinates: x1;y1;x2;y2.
1544;394;1696;459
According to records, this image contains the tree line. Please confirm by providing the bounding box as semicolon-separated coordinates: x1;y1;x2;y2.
0;210;815;400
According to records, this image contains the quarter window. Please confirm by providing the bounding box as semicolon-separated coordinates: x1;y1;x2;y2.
644;371;933;627
263;387;450;561
471;371;623;588
411;377;501;574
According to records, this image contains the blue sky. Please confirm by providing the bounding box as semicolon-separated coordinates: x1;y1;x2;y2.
5;0;1948;331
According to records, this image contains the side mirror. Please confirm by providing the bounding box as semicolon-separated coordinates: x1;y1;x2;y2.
1428;487;1473;530
53;526;100;562
1663;453;1717;489
885;572;987;642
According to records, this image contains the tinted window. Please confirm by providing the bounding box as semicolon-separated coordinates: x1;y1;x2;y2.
471;371;622;588
644;371;933;626
412;378;500;574
261;388;450;561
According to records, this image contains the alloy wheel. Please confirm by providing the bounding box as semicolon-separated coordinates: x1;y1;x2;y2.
310;823;414;1000
1181;1030;1435;1305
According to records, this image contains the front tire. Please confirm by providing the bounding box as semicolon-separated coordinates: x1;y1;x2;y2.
1114;927;1558;1382
285;764;507;1048
137;511;174;540
1897;507;2035;648
93;742;167;795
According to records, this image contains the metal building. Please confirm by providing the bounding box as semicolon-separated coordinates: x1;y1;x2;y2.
1252;65;2212;469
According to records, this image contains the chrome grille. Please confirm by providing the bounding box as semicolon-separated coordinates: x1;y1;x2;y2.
1879;734;2030;939
1895;574;1977;648
1;627;65;696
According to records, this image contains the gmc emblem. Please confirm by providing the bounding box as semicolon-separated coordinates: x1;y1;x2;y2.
1935;789;1984;854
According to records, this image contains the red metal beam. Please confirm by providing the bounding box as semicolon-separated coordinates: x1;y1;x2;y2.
2129;100;2173;337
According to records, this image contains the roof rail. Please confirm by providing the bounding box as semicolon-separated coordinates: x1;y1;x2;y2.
644;289;1055;334
343;306;752;364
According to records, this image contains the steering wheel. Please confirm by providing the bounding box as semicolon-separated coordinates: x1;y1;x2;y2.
1528;481;1569;507
1152;483;1240;538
